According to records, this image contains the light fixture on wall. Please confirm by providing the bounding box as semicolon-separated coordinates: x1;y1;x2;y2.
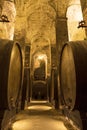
77;20;87;28
0;15;10;22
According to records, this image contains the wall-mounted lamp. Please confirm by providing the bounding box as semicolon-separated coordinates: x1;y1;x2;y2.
0;15;10;22
77;20;87;28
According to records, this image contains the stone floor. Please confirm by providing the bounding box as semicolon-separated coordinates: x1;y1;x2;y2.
4;101;81;130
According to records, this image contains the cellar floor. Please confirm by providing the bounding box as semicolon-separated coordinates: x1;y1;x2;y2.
4;101;81;130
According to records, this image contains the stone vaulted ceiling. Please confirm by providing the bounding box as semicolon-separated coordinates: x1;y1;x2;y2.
0;0;87;43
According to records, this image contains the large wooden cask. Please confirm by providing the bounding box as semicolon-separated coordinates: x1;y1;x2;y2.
59;41;87;111
0;39;23;110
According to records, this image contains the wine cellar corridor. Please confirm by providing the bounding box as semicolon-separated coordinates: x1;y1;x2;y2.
0;0;87;130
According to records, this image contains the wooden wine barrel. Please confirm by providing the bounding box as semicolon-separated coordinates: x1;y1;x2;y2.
48;76;52;102
60;41;87;111
49;69;55;104
21;68;30;109
32;81;47;100
21;45;30;109
0;39;23;110
49;69;59;108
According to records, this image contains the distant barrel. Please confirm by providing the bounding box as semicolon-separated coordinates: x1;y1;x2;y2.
0;39;23;110
21;45;31;109
59;41;87;111
32;81;47;100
